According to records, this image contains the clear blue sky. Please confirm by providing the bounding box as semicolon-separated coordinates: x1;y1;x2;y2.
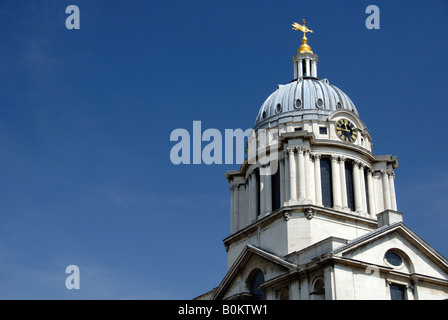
0;0;446;299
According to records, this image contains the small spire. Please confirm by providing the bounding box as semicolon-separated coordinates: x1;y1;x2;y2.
292;19;314;53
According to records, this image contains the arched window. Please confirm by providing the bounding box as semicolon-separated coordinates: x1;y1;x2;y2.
311;277;325;300
247;269;265;300
278;288;289;300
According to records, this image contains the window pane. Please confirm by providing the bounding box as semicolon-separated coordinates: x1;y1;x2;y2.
320;158;333;208
390;284;406;300
271;169;281;211
345;162;355;211
249;271;265;300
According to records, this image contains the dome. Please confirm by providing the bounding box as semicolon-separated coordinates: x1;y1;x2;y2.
254;77;358;129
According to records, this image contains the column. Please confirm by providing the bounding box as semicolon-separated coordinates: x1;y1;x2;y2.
245;178;250;225
298;60;303;78
353;161;363;212
288;147;297;202
339;157;348;210
232;184;240;232
238;184;246;228
259;171;266;215
230;185;235;233
359;165;367;213
251;172;258;222
331;155;342;210
297;146;306;203
307;150;315;204
264;166;272;215
311;60;317;77
382;170;392;210
305;59;310;76
279;158;285;205
314;154;323;206
388;170;397;211
284;150;290;205
304;147;313;204
366;168;377;219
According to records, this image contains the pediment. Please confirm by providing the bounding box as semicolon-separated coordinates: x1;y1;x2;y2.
331;223;448;280
211;245;295;300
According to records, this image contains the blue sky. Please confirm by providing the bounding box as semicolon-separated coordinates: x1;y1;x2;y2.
0;0;446;299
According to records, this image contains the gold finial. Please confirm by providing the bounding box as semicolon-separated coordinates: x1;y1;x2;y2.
292;19;314;53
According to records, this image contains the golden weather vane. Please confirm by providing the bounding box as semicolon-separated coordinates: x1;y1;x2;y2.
292;19;314;53
292;19;314;35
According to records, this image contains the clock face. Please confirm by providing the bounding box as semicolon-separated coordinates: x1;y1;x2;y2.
336;119;358;143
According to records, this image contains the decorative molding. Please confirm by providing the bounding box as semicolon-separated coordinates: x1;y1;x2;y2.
283;211;291;221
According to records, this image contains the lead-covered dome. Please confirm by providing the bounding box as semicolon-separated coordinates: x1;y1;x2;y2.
254;77;358;129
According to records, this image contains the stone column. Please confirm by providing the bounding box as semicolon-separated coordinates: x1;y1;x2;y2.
238;184;246;228
305;59;310;76
311;60;317;77
246;174;251;224
259;171;266;215
297;146;306;203
298;60;303;78
366;168;377;219
359;165;367;214
251;172;258;221
307;150;315;204
388;170;397;211
353;160;363;212
331;155;342;210
279;158;285;205
382;170;392;210
284;151;290;205
264;166;272;215
233;184;240;231
313;154;323;206
288;147;297;202
339;157;348;210
230;185;235;232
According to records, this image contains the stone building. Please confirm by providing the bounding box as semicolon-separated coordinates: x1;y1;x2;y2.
196;22;448;300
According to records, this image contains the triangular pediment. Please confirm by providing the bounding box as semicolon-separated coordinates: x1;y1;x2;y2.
331;222;448;281
211;245;295;300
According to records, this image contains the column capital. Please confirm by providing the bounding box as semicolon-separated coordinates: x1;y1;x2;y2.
339;156;346;162
330;154;339;162
312;153;321;161
296;146;305;154
387;170;395;178
287;147;295;155
352;159;364;168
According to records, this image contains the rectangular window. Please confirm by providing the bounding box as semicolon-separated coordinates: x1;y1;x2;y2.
320;157;333;208
390;284;406;300
271;168;281;211
294;127;303;132
319;127;327;135
345;161;355;211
